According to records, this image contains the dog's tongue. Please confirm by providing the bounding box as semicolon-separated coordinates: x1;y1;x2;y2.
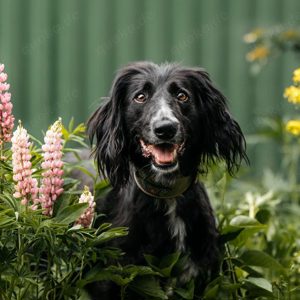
152;145;176;165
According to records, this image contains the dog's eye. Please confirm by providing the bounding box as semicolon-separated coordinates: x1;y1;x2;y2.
134;93;147;103
177;91;189;102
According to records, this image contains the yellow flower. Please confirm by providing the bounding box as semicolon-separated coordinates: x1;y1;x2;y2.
286;120;300;136
284;85;300;104
281;29;300;40
246;46;270;62
293;68;300;83
243;28;264;43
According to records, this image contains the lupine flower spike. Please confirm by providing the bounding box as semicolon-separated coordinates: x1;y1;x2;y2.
11;121;39;207
39;118;64;216
0;64;14;146
75;186;96;228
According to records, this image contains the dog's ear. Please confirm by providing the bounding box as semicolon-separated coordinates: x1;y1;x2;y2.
87;66;140;187
186;68;248;174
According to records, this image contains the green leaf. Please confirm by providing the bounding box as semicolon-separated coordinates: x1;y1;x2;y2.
255;209;271;224
0;208;13;216
28;134;43;146
91;227;128;245
63;177;80;190
0;193;18;211
123;265;161;277
0;215;15;228
220;282;241;293
203;276;222;299
230;228;261;248
79;265;160;288
129;276;167;299
51;203;88;224
219;226;244;244
52;194;71;217
94;179;111;199
78;268;131;287
204;284;219;299
69;137;88;148
144;252;180;277
68;117;75;132
0;159;12;172
232;259;263;277
243;277;273;297
290;286;300;297
71;165;96;181
62;125;70;141
230;215;266;228
174;280;195;299
95;222;112;234
73;122;86;135
240;250;285;272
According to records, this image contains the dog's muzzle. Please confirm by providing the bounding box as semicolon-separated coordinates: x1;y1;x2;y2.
140;139;184;172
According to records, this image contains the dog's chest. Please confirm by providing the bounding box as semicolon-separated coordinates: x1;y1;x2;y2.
165;200;186;252
164;199;199;282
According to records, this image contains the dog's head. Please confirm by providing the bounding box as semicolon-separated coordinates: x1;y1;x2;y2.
88;62;248;187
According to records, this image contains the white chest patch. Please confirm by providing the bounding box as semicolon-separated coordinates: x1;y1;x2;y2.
164;200;200;282
165;200;186;252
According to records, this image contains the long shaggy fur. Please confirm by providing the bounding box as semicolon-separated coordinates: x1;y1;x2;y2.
87;62;247;299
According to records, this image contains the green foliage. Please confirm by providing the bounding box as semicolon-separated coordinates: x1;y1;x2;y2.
201;113;300;300
0;120;127;300
1;117;300;299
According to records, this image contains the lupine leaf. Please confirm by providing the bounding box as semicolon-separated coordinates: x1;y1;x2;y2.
91;227;128;245
51;203;88;224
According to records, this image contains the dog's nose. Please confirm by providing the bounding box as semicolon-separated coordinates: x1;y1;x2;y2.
154;120;178;140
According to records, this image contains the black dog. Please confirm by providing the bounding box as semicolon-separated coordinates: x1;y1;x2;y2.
87;62;247;299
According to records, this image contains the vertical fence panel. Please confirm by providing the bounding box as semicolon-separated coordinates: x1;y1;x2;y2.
55;1;80;125
199;1;229;85
282;0;300;115
252;0;284;172
227;0;255;125
8;1;31;129
27;0;51;134
86;0;113;114
143;0;172;63
0;0;298;173
171;0;199;65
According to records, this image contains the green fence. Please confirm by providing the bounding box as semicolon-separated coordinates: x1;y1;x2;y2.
0;0;300;173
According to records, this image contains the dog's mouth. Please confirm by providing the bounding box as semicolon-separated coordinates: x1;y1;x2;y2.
140;139;183;169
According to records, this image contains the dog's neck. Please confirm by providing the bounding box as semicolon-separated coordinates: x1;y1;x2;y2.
134;168;195;199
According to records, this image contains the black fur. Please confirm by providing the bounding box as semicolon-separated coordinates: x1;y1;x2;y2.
87;62;247;299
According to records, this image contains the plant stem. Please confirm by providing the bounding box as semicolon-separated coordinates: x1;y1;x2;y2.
225;244;241;299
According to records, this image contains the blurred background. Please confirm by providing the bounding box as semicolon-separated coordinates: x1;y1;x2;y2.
0;0;300;175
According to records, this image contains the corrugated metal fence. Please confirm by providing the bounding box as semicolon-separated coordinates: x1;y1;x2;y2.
0;0;300;173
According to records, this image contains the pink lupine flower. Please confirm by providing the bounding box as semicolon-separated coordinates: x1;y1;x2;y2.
75;186;96;228
39;118;64;216
0;64;14;145
11;122;39;207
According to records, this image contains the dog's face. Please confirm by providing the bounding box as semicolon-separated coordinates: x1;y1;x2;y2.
124;64;203;177
88;62;247;187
